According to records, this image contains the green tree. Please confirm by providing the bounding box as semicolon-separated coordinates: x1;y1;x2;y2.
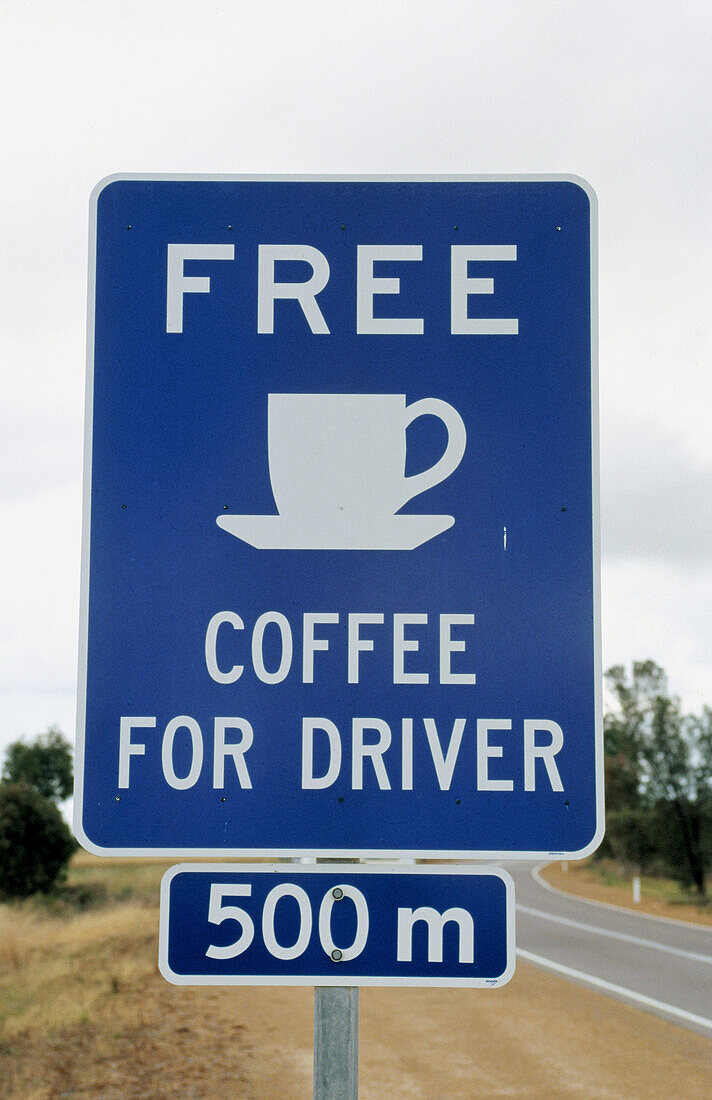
0;782;77;899
1;726;73;803
604;661;712;896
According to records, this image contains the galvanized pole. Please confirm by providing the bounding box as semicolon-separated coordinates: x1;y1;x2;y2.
313;985;359;1099
313;858;359;1099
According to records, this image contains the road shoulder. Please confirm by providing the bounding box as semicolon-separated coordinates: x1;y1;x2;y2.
536;860;712;928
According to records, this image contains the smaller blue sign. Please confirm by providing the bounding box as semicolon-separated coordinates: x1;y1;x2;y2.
159;864;514;987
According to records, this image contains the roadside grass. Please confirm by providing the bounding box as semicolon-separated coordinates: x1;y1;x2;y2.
0;853;264;1044
541;857;712;926
0;854;168;1040
596;863;710;906
63;850;173;904
0;853;261;1097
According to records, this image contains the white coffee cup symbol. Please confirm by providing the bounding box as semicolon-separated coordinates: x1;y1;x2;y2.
267;393;466;520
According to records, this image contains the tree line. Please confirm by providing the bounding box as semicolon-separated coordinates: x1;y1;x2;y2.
602;660;712;897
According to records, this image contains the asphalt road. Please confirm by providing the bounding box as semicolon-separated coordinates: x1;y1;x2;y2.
506;863;712;1037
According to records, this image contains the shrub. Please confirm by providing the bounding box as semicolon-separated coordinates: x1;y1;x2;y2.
1;726;73;802
0;783;77;899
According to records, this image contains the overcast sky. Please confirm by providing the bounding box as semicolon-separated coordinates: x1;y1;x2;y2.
1;0;711;767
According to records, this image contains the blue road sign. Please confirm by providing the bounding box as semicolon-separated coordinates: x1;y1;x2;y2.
75;175;601;858
159;864;514;987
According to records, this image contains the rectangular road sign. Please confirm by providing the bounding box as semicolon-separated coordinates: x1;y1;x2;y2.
159;864;514;987
75;175;601;858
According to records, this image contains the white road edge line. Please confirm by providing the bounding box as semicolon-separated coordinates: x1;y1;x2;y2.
517;949;712;1034
517;904;712;965
531;863;712;932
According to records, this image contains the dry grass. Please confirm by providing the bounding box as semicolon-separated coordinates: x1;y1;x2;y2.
0;855;256;1098
0;857;167;1040
0;902;152;1036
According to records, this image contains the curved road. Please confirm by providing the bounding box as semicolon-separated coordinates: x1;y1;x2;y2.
506;863;712;1037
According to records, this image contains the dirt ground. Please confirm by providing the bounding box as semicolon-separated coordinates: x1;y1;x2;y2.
4;951;712;1098
2;857;712;1098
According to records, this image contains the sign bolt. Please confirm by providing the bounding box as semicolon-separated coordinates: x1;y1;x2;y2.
332;887;344;901
331;948;343;962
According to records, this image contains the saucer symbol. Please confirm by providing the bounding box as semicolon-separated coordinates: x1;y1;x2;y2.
217;393;466;551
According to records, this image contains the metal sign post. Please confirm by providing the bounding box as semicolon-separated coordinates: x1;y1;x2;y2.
81;174;598;1098
314;985;359;1100
314;855;358;1100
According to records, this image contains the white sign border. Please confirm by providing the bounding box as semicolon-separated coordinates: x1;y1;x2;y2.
74;174;602;862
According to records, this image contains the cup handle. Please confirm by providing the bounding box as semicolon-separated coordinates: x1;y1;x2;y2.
402;397;467;504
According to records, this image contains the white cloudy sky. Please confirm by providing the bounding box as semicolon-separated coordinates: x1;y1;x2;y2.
1;0;710;766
